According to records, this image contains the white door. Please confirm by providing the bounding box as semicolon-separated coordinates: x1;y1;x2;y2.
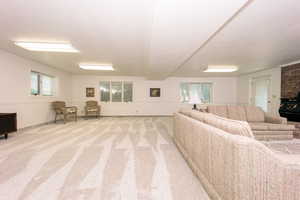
251;77;271;112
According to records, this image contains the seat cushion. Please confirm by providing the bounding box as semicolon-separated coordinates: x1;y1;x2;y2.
254;133;294;140
248;122;269;130
276;154;300;165
267;123;295;131
244;106;265;122
227;105;247;121
249;122;295;131
87;108;98;112
66;107;76;113
207;105;228;118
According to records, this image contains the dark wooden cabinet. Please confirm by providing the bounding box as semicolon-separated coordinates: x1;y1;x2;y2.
0;113;17;139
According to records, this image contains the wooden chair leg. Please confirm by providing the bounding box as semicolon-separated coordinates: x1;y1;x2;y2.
54;113;57;123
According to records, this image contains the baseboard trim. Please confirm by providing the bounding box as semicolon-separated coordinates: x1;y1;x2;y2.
81;115;173;117
18;120;55;132
18;115;173;131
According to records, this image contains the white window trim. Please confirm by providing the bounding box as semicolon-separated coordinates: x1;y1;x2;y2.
30;71;55;97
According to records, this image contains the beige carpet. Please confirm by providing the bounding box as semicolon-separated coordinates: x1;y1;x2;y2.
0;117;210;200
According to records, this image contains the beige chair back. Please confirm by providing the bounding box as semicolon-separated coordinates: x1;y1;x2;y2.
52;101;66;114
52;101;66;109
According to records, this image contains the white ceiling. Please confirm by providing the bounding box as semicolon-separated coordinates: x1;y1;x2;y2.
0;0;299;79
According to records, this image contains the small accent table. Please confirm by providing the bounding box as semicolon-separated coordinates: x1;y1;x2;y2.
0;113;17;139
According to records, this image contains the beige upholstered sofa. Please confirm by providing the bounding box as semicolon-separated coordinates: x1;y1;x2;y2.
206;105;295;140
174;110;300;200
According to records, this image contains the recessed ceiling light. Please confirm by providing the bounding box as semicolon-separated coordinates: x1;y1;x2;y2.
14;41;79;53
204;65;238;72
79;64;114;71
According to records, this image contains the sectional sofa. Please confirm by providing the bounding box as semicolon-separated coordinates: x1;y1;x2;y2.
174;110;300;200
206;105;295;140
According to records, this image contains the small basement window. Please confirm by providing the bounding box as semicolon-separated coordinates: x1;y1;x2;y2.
31;71;54;96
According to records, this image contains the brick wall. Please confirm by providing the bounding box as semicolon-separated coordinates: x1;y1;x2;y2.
281;63;300;99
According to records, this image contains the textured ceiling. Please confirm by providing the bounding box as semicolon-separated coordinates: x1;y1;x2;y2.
0;0;299;79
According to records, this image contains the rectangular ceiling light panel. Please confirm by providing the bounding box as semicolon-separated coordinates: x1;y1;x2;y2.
14;42;79;53
204;65;238;72
79;65;114;71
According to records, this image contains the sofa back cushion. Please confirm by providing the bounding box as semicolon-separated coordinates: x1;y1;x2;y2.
203;113;254;138
189;110;212;122
227;105;247;121
207;105;228;118
244;106;265;122
178;108;192;117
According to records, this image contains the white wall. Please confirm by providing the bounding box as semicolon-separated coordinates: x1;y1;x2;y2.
71;75;237;116
0;47;285;127
237;67;281;115
0;50;72;128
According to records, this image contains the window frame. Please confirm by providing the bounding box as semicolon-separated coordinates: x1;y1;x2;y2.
31;71;40;96
180;82;213;104
123;82;133;102
30;71;55;97
99;81;133;103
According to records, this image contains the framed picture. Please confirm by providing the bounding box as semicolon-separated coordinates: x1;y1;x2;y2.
150;88;161;97
86;88;95;97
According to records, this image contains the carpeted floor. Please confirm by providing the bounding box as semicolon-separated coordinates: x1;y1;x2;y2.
0;117;210;200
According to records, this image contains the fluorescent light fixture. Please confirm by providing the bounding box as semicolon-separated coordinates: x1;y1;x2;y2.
204;65;238;72
79;64;114;71
14;42;79;53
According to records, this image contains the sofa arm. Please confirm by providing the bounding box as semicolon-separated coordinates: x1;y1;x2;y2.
265;114;287;124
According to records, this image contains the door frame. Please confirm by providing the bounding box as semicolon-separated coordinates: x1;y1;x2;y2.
249;75;272;112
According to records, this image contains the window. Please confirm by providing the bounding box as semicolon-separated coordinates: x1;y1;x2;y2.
180;82;212;104
111;82;122;102
100;81;133;102
41;74;53;96
123;82;133;102
100;81;110;102
31;71;39;95
31;71;54;96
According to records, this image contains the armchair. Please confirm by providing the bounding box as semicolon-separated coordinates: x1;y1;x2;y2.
85;101;101;118
52;101;77;123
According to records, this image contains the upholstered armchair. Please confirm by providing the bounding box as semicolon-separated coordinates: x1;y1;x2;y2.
52;101;77;123
85;101;101;118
